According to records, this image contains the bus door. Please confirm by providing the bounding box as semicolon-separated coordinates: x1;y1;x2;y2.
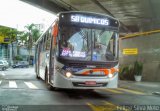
49;30;55;83
49;40;54;83
49;22;58;83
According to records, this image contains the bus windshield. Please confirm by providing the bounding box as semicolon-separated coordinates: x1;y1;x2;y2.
59;26;118;62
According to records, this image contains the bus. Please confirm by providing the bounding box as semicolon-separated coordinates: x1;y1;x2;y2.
35;11;119;90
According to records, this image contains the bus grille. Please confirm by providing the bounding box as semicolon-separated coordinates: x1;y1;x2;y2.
72;82;107;87
68;63;113;68
73;74;106;77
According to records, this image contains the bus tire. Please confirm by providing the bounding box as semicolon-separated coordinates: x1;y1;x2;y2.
2;67;5;71
36;74;40;79
45;67;48;84
48;85;58;91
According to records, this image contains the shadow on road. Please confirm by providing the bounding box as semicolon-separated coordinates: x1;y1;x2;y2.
53;89;109;100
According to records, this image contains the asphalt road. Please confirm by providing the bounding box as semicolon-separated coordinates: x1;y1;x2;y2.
0;68;160;111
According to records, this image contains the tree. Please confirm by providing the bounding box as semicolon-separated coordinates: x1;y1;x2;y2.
19;24;41;63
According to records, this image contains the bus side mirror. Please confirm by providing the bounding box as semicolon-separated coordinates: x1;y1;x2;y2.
52;24;58;45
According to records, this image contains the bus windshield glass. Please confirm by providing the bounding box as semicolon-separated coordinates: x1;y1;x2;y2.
59;26;117;62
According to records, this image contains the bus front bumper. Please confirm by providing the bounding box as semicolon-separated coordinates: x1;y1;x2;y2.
53;72;118;89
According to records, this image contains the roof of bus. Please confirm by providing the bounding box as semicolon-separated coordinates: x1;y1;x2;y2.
35;11;119;45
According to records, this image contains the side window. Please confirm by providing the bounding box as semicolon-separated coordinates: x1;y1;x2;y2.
46;30;51;51
108;34;115;55
43;36;46;51
40;40;43;52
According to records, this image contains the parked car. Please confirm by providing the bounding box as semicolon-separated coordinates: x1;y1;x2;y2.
0;60;9;70
12;61;29;68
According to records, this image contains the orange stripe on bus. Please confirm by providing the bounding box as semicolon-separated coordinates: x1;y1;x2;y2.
82;68;119;75
82;69;109;75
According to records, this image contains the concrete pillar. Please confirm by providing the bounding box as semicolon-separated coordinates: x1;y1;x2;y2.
9;44;13;65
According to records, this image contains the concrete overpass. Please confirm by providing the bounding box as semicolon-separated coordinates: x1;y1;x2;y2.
21;0;160;33
21;0;160;82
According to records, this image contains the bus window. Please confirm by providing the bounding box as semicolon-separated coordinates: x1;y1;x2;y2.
46;31;51;50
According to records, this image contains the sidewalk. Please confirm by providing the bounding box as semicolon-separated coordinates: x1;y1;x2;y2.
118;80;160;95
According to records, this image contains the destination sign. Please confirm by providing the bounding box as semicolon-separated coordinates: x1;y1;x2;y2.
59;12;119;29
71;15;109;26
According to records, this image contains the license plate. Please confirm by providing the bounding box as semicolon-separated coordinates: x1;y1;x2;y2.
85;81;96;85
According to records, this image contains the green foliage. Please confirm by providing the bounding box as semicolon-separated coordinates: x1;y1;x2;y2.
119;66;128;80
119;65;135;81
133;61;143;75
119;61;143;80
19;23;41;48
0;25;20;42
24;23;41;42
14;55;23;61
18;23;42;63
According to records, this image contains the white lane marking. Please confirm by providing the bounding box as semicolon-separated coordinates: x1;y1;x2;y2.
24;82;38;89
9;81;17;88
0;80;1;85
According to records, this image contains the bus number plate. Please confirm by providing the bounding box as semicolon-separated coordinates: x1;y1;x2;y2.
85;81;96;85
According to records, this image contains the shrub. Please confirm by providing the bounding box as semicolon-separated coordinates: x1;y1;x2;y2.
119;65;135;81
119;60;143;81
133;61;143;76
14;55;23;61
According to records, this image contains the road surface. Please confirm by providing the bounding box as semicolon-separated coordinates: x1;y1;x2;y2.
0;68;160;111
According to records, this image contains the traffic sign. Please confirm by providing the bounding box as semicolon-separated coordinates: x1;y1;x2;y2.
123;48;138;55
0;36;10;43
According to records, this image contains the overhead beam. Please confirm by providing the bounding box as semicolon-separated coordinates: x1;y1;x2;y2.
91;0;131;32
52;0;78;11
20;0;69;13
91;0;114;17
121;29;160;39
21;0;131;32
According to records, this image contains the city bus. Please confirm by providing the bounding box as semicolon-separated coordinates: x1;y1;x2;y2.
35;11;119;90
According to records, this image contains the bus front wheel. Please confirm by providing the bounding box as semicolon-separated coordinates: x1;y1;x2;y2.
36;74;40;79
48;85;59;91
45;67;48;84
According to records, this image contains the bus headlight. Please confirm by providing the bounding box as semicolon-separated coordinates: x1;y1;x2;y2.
108;74;113;78
65;71;72;78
